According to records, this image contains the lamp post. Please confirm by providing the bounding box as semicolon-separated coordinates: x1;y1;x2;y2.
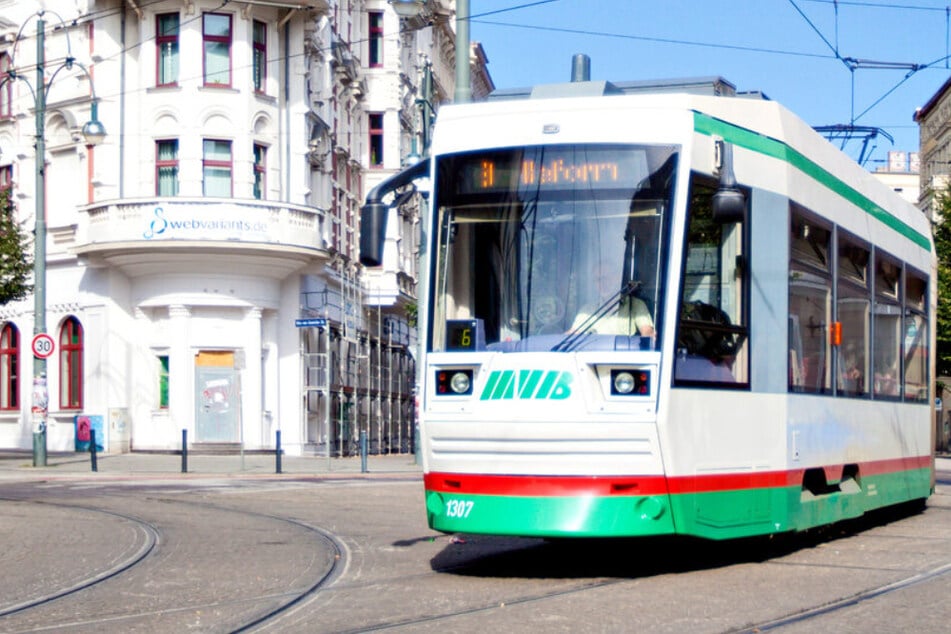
453;0;470;104
4;11;106;466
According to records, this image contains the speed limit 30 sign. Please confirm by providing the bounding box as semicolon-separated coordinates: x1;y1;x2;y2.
31;333;55;359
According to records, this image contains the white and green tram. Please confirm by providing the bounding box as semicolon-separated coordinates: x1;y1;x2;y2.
361;76;935;540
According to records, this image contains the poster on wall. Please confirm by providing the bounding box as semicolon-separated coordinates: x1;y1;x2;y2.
75;415;105;452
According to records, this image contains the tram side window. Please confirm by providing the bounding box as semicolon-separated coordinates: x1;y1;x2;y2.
902;270;929;402
674;175;749;387
788;211;832;394
873;253;901;399
836;236;870;397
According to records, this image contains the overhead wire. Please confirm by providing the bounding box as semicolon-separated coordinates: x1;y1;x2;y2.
785;0;948;162
5;0;946;158
469;19;836;61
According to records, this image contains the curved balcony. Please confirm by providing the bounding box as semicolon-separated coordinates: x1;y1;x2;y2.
73;198;331;278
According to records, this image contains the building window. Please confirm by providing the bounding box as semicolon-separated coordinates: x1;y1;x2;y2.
156;140;179;196
0;323;19;410
59;317;83;410
368;11;383;68
203;13;232;87
156;13;180;87
252;20;266;93
0;53;11;118
203;139;233;197
0;164;12;197
158;355;169;409
369;113;384;167
253;143;266;200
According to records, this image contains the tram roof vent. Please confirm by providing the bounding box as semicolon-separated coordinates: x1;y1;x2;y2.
528;80;623;100
490;71;745;102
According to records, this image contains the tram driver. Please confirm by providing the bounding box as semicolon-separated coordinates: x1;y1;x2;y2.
569;267;656;338
570;294;655;337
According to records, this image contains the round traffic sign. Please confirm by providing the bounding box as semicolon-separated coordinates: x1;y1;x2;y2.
31;333;55;359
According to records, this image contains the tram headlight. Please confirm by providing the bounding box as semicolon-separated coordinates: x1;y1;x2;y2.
613;371;636;394
436;369;474;395
450;371;471;394
610;369;650;396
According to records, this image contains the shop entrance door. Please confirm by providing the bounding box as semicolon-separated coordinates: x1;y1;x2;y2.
195;351;240;443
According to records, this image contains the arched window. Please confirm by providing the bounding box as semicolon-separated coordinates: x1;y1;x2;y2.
0;323;19;410
59;317;83;409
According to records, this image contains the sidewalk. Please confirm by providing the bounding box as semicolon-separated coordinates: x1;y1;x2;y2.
0;449;422;481
0;450;946;483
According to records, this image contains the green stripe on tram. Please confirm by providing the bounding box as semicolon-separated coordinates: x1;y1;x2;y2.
425;466;932;539
693;112;931;252
426;489;678;538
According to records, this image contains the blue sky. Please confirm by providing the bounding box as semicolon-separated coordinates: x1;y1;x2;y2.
469;0;951;170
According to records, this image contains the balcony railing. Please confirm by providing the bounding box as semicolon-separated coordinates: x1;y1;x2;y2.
73;198;329;263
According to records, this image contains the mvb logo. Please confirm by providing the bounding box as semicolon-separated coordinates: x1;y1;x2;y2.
479;369;573;400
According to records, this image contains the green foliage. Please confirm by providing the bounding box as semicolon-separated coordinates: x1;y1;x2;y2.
934;185;951;377
0;190;32;305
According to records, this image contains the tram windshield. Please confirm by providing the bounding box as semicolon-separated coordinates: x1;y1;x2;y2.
431;143;677;353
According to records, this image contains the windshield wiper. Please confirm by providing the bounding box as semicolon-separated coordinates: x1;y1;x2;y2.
551;281;641;352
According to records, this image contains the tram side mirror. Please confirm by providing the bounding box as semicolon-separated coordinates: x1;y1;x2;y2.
712;140;746;224
360;201;389;267
712;185;746;224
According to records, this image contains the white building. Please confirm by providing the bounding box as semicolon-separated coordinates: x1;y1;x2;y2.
871;151;920;207
0;0;487;456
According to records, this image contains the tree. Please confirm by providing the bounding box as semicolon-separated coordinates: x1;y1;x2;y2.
0;188;32;305
933;183;951;377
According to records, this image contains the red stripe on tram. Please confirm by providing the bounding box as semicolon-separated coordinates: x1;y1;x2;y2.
424;455;932;498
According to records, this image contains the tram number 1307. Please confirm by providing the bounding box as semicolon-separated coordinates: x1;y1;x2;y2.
445;499;474;518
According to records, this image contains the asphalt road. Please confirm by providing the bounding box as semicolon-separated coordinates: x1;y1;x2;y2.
0;461;949;633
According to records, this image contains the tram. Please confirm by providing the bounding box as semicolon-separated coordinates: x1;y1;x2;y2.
361;73;935;540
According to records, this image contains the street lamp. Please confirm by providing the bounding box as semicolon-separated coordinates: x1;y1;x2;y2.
389;0;470;103
3;11;106;466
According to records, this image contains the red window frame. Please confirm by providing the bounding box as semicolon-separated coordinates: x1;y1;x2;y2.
156;139;179;196
0;323;19;410
252;20;267;93
59;317;84;410
0;164;12;197
156;13;180;87
0;53;11;118
202;139;233;197
369;113;384;167
253;143;266;200
368;11;383;68
202;12;232;88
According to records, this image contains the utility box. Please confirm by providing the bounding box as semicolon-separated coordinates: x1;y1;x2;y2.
109;408;131;453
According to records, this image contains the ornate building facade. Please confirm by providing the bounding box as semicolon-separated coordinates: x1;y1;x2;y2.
0;0;490;456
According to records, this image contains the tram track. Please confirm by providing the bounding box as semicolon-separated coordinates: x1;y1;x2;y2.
0;501;159;619
2;476;947;632
0;493;348;633
310;496;951;633
729;560;951;633
321;544;951;634
206;509;349;633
